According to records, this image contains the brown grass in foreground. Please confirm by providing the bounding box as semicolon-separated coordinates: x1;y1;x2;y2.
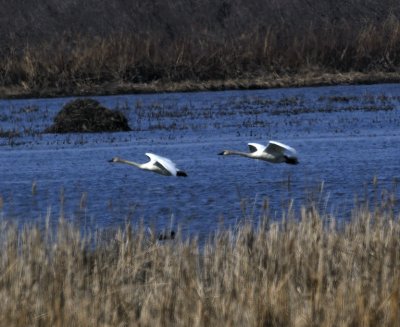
0;203;399;326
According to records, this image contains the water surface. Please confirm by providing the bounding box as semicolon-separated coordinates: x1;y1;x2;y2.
0;84;399;238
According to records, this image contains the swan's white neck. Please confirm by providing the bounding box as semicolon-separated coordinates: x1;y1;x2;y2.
115;158;142;168
223;150;254;158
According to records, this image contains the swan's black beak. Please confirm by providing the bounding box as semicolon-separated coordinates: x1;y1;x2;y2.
218;151;225;155
108;158;114;163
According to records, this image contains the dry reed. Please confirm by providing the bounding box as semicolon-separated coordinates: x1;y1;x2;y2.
1;0;400;97
0;199;398;326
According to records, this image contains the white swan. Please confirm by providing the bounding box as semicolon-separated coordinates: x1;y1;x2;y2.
218;140;299;164
109;153;188;176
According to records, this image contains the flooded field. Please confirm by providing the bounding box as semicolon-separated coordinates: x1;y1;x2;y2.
0;83;399;238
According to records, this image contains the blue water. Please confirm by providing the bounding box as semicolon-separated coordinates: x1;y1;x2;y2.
0;83;399;238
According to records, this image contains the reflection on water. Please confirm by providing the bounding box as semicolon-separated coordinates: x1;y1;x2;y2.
0;84;399;238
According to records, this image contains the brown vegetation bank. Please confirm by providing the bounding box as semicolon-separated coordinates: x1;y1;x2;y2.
0;198;398;326
1;0;400;98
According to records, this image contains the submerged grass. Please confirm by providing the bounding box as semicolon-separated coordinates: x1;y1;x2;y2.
0;199;399;326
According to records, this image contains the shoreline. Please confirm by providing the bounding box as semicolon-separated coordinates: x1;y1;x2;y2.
0;201;398;326
1;71;399;100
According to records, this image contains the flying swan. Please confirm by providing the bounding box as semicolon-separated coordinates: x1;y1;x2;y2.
109;153;188;176
218;140;299;164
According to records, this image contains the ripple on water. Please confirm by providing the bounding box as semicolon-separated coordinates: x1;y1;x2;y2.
0;83;399;239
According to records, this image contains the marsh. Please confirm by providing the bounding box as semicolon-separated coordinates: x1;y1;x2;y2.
0;83;399;239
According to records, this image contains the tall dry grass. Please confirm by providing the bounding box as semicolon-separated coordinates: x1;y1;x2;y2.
0;198;398;326
1;0;400;96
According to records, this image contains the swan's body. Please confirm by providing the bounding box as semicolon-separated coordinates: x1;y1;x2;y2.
219;140;299;164
109;153;188;176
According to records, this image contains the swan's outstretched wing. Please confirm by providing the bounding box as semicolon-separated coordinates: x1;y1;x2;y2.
145;153;177;175
265;141;297;156
248;143;266;153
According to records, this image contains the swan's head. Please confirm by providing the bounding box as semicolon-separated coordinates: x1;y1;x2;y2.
108;157;121;163
218;150;228;155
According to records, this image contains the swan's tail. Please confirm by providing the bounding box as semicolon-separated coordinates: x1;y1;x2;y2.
177;170;188;177
284;156;299;165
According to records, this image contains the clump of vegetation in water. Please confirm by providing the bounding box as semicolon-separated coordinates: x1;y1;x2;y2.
44;98;132;133
0;196;398;326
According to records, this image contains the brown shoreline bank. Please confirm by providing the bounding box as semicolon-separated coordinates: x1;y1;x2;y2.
0;200;398;326
1;71;399;100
